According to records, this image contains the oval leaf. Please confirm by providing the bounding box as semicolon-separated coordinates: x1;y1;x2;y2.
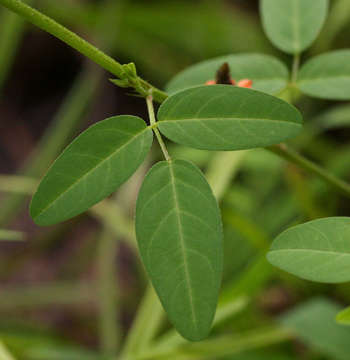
267;217;350;283
157;85;303;151
336;306;350;325
166;54;289;95
30;115;153;226
135;159;223;341
298;50;350;100
260;0;329;54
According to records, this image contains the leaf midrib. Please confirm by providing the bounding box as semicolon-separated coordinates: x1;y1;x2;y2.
34;127;149;220
298;75;350;83
159;118;302;125
168;161;198;336
270;248;350;256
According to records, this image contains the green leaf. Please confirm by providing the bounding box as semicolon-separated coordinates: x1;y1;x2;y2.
30;115;153;226
281;298;350;360
336;306;350;325
166;54;289;95
267;217;350;283
260;0;329;54
297;50;350;100
135;159;223;341
157;85;303;151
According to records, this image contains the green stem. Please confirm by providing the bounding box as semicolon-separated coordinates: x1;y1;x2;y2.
0;340;16;360
0;0;167;103
0;229;24;241
97;228;120;356
121;286;164;358
291;53;300;84
0;0;32;91
268;144;350;199
146;95;171;161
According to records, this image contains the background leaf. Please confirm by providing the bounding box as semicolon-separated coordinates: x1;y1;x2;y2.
297;49;350;100
260;0;329;54
157;85;303;151
281;298;350;360
30;116;153;226
135;159;223;341
267;217;350;283
336;306;350;325
166;54;289;95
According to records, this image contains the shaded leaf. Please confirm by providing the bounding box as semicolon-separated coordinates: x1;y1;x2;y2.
281;298;350;360
267;217;350;283
298;50;350;100
135;159;223;341
30;116;153;226
260;0;329;54
157;85;303;151
166;54;288;95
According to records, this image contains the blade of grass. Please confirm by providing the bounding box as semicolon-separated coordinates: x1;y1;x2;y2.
96;228;120;356
0;0;32;91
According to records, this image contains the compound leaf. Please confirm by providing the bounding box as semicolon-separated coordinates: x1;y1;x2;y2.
260;0;329;54
166;53;289;95
298;50;350;100
157;85;303;151
30;115;153;226
267;217;350;283
136;159;223;341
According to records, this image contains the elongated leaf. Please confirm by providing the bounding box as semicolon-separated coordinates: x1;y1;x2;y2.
166;54;289;95
30;115;153;226
260;0;329;54
315;104;350;130
336;306;350;325
298;50;350;100
135;159;223;341
157;86;302;151
267;217;350;283
281;298;350;360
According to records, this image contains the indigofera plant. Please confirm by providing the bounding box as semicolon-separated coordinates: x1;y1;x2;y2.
2;0;350;342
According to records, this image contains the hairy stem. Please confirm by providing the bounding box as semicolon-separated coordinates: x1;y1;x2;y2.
268;144;350;199
0;0;167;102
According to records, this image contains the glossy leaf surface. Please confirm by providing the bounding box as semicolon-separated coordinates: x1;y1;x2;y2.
135;159;223;341
31;115;153;226
166;54;289;95
298;50;350;100
260;0;329;54
157;85;303;151
268;217;350;283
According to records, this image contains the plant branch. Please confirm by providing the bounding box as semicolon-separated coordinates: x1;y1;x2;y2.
268;144;350;199
146;95;171;161
0;0;168;103
291;53;300;84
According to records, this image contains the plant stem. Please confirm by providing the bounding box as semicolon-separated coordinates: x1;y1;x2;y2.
146;95;171;161
97;228;120;356
0;0;167;102
291;53;300;84
0;340;16;360
121;286;164;358
268;144;350;199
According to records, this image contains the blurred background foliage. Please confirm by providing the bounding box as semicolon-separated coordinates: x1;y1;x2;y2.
1;0;350;359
